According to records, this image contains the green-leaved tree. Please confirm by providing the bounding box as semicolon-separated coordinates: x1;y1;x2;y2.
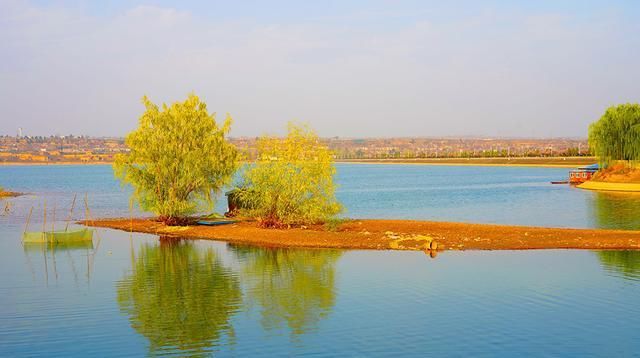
114;94;238;225
237;123;342;227
588;104;640;166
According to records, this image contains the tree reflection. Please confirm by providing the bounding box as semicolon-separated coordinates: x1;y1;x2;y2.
117;238;241;356
590;192;640;230
597;251;640;279
230;244;342;336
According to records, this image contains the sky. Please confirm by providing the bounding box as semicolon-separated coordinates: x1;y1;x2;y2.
1;0;639;138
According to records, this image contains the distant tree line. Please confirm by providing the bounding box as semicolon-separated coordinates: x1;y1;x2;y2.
330;147;591;160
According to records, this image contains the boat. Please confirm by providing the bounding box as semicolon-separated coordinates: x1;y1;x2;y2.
23;239;94;252
22;228;94;244
551;180;569;184
569;164;600;184
196;219;237;226
22;194;95;245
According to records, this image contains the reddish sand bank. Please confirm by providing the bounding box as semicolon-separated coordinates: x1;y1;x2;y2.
88;218;640;251
578;163;640;192
591;163;640;183
0;191;21;198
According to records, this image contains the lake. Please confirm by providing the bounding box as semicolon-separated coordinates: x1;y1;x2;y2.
1;164;640;356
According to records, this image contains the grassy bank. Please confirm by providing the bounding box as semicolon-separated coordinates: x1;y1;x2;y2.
87;218;640;251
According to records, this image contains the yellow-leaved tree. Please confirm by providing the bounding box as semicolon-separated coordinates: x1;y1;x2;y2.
237;123;342;227
114;94;238;225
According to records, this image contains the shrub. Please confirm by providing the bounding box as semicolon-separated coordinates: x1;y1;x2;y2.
237;123;342;228
114;94;238;225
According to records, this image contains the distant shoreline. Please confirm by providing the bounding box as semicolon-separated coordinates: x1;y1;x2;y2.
0;157;596;168
338;157;596;168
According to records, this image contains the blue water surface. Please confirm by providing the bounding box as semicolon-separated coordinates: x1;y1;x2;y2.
1;164;640;357
2;163;639;229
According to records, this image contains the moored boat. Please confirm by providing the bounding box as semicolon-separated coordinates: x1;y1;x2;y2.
569;164;600;184
196;220;237;226
22;228;94;244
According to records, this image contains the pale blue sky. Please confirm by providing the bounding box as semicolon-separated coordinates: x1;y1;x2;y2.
2;0;639;137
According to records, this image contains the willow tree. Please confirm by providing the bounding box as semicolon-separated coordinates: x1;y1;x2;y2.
237;123;342;227
588;104;640;166
114;94;238;225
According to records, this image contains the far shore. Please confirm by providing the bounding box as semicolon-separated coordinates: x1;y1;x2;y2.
87;218;640;251
1;156;597;168
338;157;597;168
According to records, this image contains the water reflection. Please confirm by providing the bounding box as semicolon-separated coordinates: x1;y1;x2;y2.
117;238;242;356
22;237;95;287
590;192;640;230
597;251;640;280
23;240;93;252
230;244;341;336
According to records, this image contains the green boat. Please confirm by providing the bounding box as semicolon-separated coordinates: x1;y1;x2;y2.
22;228;94;244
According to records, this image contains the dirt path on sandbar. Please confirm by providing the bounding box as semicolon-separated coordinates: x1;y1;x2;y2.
86;218;640;251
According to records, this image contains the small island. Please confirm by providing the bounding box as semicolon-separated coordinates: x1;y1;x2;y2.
0;187;21;198
88;217;640;252
84;96;640;252
85;97;640;251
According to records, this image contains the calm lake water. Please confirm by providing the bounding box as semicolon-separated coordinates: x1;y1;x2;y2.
1;164;640;356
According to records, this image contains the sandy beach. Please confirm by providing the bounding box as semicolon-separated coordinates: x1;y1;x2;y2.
578;181;640;192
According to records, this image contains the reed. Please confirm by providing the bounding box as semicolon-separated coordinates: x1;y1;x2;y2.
24;206;33;234
65;194;77;232
42;200;47;241
51;203;56;233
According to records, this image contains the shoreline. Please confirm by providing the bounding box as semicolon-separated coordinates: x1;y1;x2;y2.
338;157;596;168
578;181;640;192
87;218;640;251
